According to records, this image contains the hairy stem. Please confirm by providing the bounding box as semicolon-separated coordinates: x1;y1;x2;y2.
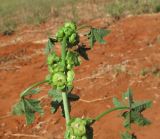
94;106;129;121
61;37;70;125
20;80;48;98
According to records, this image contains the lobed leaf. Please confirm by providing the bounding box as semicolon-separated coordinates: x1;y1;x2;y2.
21;88;41;97
132;100;152;112
121;131;137;139
12;98;44;125
48;89;62;102
113;97;124;107
88;28;110;48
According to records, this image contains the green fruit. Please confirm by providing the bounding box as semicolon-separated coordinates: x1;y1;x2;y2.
66;51;81;68
63;26;75;37
51;72;66;89
67;70;75;85
64;22;77;31
48;63;64;74
56;28;65;41
47;52;60;65
67;64;72;70
82;136;87;139
69;33;77;44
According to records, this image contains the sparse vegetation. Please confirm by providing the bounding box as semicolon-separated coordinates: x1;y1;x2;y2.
105;0;160;19
1;0;160;35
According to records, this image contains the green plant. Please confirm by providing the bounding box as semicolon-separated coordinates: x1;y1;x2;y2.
12;22;152;139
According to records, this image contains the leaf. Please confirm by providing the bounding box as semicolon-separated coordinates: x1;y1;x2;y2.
21;88;41;97
122;110;151;129
12;100;25;115
67;93;79;101
76;44;90;60
121;131;137;139
93;28;108;44
45;38;57;54
48;89;62;102
122;88;133;102
88;28;110;48
48;89;63;114
113;97;124;107
132;101;152;112
23;98;44;124
12;98;44;125
122;111;131;129
89;29;96;48
25;99;44;115
50;100;61;113
131;111;151;126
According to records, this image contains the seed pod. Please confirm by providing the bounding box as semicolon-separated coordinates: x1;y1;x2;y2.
56;27;65;42
51;72;66;89
67;70;75;86
64;27;74;37
69;33;76;44
64;22;77;31
47;52;60;65
66;51;81;68
48;62;64;74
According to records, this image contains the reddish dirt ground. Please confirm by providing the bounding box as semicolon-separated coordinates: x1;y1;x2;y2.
0;14;160;139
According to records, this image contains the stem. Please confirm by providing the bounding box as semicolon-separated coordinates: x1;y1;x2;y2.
78;24;92;30
62;92;70;124
94;106;129;121
61;37;70;125
20;80;48;98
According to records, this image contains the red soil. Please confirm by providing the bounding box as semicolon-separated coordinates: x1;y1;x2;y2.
0;14;160;139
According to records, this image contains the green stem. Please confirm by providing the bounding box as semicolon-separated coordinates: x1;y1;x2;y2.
61;37;70;125
62;92;70;124
20;80;48;98
94;106;129;121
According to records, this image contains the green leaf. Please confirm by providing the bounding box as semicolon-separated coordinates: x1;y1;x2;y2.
45;38;57;54
132;101;152;112
88;28;110;48
12;100;24;115
122;111;131;129
22;88;41;97
23;98;44;124
121;131;137;139
122;88;133;102
48;89;63;114
131;111;151;126
89;29;96;48
113;97;124;107
25;99;44;115
48;89;62;102
50;100;61;113
12;98;44;125
93;28;109;44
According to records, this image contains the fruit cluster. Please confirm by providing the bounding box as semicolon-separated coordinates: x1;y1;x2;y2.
46;22;81;91
65;118;91;139
56;22;79;46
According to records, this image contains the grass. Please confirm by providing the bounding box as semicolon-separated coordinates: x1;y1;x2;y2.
105;0;160;20
0;0;160;35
